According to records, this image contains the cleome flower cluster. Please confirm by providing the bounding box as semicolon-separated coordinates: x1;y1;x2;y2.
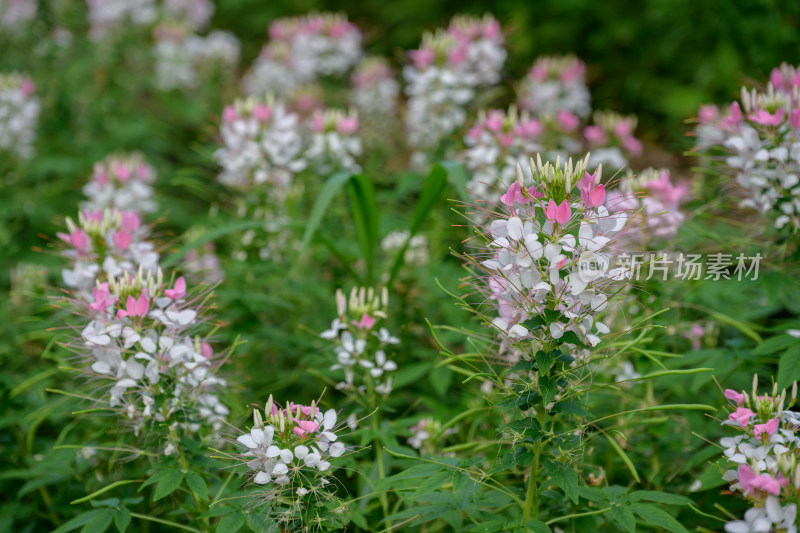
695;62;800;232
230;396;351;527
717;377;800;533
320;287;400;399
58;209;159;297
460;106;544;202
82;152;157;214
0;73;40;159
86;0;214;39
243;13;362;97
517;55;591;120
403;14;505;167
471;154;629;349
75;269;229;445
153;24;240;92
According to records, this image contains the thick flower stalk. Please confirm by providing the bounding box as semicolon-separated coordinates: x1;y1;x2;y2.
583;111;643;172
518;55;591;119
153;25;240;91
58;209;159;297
229;396;351;529
695;63;800;231
606;167;689;243
320;287;399;400
70;267;229;450
463;153;633;522
0;73;39;159
82;152;157;214
0;0;37;32
404;16;505;167
716;377;800;533
305;108;362;175
460;106;544;201
350;57;399;117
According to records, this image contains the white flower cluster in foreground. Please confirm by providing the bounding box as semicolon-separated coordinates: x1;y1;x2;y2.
696;63;800;231
231;396;351;524
154;26;240;91
321;287;399;398
243;13;362;96
76;269;228;444
404;15;505;166
0;73;39;159
82;152;157;214
714;378;800;533
476;155;628;348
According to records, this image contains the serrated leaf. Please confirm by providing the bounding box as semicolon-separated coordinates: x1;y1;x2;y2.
185;472;208;501
543;462;579;504
217;513;245;533
114;508;131;533
631;503;689;533
609;506;636;533
153;470;183;501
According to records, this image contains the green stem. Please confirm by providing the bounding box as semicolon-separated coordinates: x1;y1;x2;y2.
523;407;546;526
372;414;391;529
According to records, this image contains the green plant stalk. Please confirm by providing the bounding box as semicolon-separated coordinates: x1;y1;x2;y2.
523;407;547;525
372;411;391;528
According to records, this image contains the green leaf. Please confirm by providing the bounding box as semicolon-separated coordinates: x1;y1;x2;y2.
388;163;447;281
114;508;131;533
383;463;444;483
347;173;380;282
609;505;636;533
153;470;184;501
469;521;504;532
753;334;797;356
217;513;245;533
80;509;113;533
630;503;689;533
53;511;104;533
778;344;800;389
185;472;208;501
412;470;450;498
160;220;265;269
523;520;552;533
628;490;693;506
543;462;579;504
300;171;353;250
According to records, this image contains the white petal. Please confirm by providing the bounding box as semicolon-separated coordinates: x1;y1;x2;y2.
237;434;257;448
253;471;270;484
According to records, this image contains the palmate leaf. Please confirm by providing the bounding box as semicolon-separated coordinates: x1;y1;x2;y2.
543;461;579;504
